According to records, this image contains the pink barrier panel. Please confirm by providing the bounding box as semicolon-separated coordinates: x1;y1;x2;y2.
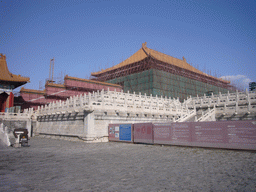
191;121;229;149
134;123;153;144
191;120;256;150
153;122;192;146
153;120;256;150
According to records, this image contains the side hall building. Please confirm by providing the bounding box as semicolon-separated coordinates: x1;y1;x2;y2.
91;43;236;101
0;53;30;112
19;75;122;110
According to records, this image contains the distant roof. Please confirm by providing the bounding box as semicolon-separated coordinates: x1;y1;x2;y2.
20;87;45;95
0;54;30;87
91;43;229;83
20;76;122;95
65;75;122;88
45;81;66;89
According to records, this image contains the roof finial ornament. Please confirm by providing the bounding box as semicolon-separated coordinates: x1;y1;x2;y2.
142;42;147;48
0;53;6;60
182;56;186;63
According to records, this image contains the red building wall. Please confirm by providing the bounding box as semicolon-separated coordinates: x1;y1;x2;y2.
19;77;122;110
64;79;122;92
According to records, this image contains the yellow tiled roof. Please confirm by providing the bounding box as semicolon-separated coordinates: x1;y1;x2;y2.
91;46;148;76
91;43;229;83
20;87;45;95
45;82;66;89
0;54;30;83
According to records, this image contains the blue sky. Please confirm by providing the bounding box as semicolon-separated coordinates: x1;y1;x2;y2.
1;0;255;92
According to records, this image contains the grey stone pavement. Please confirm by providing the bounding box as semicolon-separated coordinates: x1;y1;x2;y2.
0;137;255;192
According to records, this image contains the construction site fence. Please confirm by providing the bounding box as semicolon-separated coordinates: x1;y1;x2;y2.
109;120;256;151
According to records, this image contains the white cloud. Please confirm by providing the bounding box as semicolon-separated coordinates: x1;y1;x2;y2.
220;75;252;91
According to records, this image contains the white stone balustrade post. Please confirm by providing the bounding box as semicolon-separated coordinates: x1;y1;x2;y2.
49;102;52;112
83;94;87;106
235;101;239;113
248;101;251;113
73;97;77;112
101;89;104;100
88;92;91;106
66;99;70;112
45;104;48;113
246;92;250;103
79;95;83;109
37;106;40;114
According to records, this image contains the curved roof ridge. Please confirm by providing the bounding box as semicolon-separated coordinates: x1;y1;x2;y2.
91;47;147;76
0;53;30;83
143;46;206;76
91;43;229;83
20;87;45;94
45;82;66;88
143;46;229;83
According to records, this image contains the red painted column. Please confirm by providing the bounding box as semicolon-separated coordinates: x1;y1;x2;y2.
0;93;8;112
8;92;14;108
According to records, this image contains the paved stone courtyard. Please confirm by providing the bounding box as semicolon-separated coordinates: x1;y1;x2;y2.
0;137;255;191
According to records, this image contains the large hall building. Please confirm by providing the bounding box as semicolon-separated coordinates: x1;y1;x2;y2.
91;43;236;101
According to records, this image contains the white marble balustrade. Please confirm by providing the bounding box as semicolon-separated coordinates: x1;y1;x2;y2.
0;108;33;120
36;89;191;119
185;89;256;116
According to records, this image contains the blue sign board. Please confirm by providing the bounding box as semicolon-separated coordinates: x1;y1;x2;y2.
119;124;132;141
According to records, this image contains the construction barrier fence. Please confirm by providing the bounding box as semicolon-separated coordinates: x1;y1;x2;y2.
109;120;256;150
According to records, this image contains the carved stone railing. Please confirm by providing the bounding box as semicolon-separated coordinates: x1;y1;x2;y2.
0;108;34;120
36;89;190;120
175;108;196;122
185;90;256;117
196;108;216;122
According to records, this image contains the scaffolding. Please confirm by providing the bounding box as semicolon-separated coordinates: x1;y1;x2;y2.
92;44;237;101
